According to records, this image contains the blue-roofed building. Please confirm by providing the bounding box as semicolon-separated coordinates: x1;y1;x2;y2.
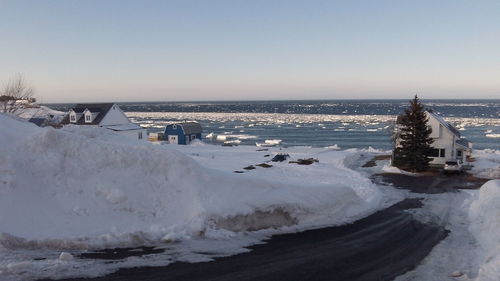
164;122;202;145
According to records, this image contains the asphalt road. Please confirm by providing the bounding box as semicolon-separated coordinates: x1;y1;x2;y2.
52;198;448;281
372;172;488;193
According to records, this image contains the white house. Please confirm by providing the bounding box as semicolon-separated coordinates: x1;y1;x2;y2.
61;103;146;140
425;111;472;165
395;110;472;166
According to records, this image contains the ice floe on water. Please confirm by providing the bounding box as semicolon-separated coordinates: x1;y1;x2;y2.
127;112;397;124
128;112;500;150
255;139;282;147
127;112;500;127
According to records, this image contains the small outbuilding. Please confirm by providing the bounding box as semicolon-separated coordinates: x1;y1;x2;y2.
164;122;202;145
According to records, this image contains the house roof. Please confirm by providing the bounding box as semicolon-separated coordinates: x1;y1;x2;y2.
106;123;143;131
28;117;47;127
456;138;472;148
170;122;202;134
426;111;461;137
61;103;115;125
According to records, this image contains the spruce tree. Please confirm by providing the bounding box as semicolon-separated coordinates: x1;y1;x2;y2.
393;95;433;172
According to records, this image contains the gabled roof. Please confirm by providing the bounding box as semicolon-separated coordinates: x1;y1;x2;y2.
61;103;115;125
169;122;202;134
456;138;471;148
426;111;461;137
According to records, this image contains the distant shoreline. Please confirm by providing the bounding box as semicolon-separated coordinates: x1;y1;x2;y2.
42;98;500;105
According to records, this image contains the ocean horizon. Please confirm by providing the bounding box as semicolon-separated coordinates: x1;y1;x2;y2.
45;99;500;150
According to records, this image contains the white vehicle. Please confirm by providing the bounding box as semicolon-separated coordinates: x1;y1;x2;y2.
444;160;463;174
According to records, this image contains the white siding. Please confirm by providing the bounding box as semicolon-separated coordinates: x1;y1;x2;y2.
109;128;147;141
84;109;93;123
426;112;458;165
69;111;78;123
395;111;471;166
428;118;440;138
99;104;131;126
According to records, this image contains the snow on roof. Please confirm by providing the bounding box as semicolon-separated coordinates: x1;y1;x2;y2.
16;105;65;120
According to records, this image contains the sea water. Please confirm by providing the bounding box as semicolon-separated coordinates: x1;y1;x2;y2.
47;100;500;150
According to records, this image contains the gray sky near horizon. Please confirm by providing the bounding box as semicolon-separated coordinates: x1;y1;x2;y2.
1;0;499;103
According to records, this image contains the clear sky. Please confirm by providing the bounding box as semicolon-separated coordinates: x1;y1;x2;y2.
0;0;499;102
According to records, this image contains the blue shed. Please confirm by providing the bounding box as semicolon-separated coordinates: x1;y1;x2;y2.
164;122;202;145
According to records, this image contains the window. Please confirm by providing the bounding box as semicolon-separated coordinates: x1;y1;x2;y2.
457;150;463;157
427;149;440;157
70;114;76;122
138;131;143;139
427;148;445;157
85;115;91;121
172;125;177;130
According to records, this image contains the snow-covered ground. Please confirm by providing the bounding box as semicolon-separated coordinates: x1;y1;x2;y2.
469;180;500;281
1;112;499;281
394;191;481;281
471;150;500;179
394;150;500;281
16;105;66;121
0;113;400;280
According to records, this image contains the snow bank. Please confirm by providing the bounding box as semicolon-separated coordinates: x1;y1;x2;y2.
0;113;383;252
469;180;500;281
471;150;500;179
16;105;66;122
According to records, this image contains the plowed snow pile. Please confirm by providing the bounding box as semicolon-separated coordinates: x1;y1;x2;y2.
471;149;500;179
0;114;383;253
469;180;500;281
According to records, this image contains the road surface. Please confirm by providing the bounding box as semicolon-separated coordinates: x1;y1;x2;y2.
52;198;448;281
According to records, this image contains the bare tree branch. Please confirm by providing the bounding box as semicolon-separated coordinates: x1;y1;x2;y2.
0;74;35;114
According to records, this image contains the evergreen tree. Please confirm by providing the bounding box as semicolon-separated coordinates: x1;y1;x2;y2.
393;95;433;172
